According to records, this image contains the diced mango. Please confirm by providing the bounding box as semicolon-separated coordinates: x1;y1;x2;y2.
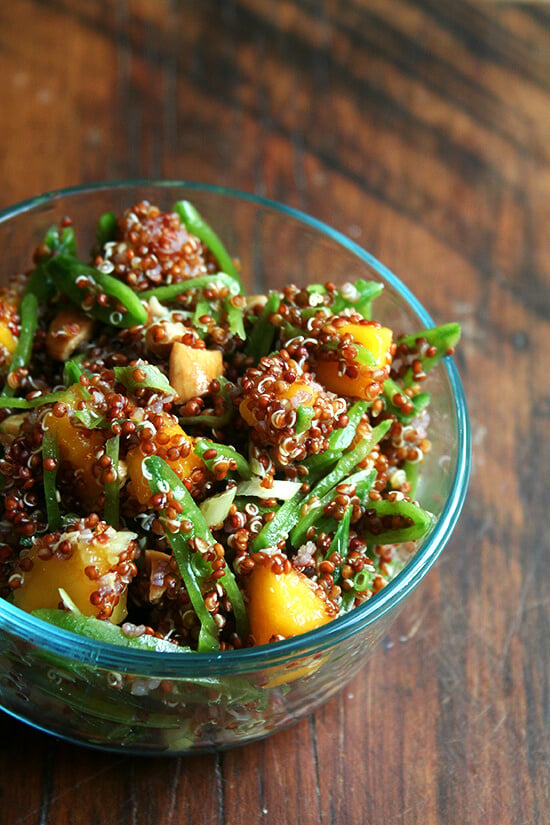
0;322;16;356
13;526;136;623
127;413;204;505
316;322;392;400
43;385;106;508
240;377;318;427
247;563;333;646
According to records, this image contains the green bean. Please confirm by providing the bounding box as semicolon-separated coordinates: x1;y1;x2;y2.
45;254;148;328
144;456;248;647
173;200;243;289
103;436;120;528
2;291;39;397
245;291;280;360
42;430;61;531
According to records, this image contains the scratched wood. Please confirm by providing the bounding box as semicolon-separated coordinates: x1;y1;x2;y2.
0;2;549;823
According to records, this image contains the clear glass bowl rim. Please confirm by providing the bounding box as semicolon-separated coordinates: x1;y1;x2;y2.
0;179;471;675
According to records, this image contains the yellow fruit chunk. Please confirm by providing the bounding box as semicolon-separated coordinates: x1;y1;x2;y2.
240;377;318;427
0;323;16;356
127;413;204;505
316;322;393;400
247;563;333;646
13;525;137;623
43;385;106;508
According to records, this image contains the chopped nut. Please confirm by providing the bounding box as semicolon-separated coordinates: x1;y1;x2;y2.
46;306;94;362
169;341;223;403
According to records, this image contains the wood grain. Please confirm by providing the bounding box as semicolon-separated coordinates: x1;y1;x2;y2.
0;1;548;823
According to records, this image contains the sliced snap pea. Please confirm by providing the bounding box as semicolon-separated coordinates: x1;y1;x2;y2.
140;272;241;303
362;497;434;544
103;436;120;528
32;609;188;653
194;438;252;480
303;400;368;478
144;456;248;647
96;211;117;247
42;430;61;532
245;291;280;360
45;254;148;328
290;466;376;548
113;363;174;395
398;322;461;387
2;291;39;397
173;200;243;290
307;279;384;319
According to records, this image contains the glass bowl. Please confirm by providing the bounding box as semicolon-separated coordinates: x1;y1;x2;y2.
0;181;471;754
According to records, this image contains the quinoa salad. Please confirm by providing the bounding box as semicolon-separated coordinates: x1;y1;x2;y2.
0;199;460;654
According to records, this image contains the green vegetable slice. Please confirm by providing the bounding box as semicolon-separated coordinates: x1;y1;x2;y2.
32;609;188;653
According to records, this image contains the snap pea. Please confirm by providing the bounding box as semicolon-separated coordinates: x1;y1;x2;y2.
45;254;148;328
144;456;248;647
96;211;117;247
194;438;252;480
252;419;390;552
399;322;461;387
362;497;434;544
290;466;377;548
307;279;384;319
113;363;174;395
245;291;280;360
383;377;431;422
140;271;242;303
173;200;243;290
42;430;61;531
302;400;368;479
33;609;188;653
2;291;39;397
0;390;68;410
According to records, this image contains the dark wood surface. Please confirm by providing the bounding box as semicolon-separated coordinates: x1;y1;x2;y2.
0;2;549;823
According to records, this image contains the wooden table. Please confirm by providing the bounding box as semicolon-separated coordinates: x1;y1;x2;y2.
0;2;548;823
